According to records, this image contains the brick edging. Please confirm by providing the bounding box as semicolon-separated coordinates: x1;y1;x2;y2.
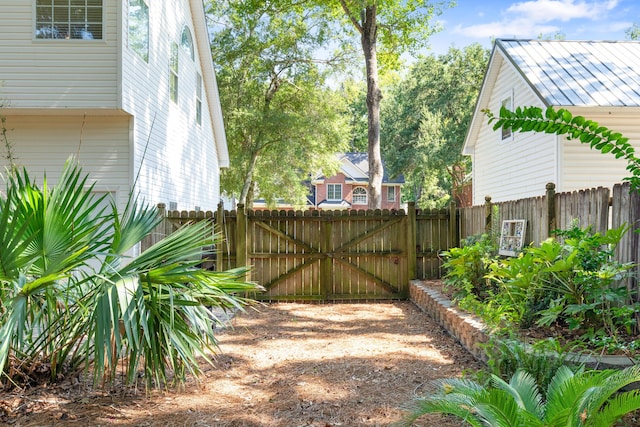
409;279;489;363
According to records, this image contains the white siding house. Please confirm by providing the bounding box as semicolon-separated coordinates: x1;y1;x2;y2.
0;0;228;213
463;39;640;206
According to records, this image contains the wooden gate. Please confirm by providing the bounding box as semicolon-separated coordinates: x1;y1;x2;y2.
244;209;409;301
144;203;456;302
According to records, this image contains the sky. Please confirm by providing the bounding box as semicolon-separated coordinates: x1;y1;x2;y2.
427;0;639;55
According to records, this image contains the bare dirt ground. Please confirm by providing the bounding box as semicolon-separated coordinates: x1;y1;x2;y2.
0;301;485;427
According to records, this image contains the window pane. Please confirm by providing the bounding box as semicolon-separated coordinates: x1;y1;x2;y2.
170;43;179;103
128;0;149;61
35;1;103;40
181;27;194;60
328;184;341;200
54;6;69;20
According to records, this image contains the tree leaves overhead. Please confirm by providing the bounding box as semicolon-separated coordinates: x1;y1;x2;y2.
382;43;490;208
208;0;349;208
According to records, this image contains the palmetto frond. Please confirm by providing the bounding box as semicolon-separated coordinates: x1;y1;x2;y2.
399;365;640;427
0;159;262;387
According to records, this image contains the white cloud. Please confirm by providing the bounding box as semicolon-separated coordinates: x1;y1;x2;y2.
506;0;619;23
453;20;559;38
453;0;624;39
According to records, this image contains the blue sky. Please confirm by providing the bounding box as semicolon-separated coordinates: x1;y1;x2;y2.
427;0;638;54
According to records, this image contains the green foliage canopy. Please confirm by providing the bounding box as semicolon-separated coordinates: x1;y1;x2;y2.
208;0;350;208
383;44;489;208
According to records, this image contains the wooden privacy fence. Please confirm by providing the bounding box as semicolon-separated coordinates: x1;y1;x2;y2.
141;182;640;300
459;182;640;294
142;202;457;302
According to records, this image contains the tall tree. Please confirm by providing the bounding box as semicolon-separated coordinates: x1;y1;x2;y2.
316;0;453;208
383;44;489;208
626;23;640;40
208;0;349;208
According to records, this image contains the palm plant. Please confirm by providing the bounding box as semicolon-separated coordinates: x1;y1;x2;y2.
0;159;262;387
397;365;640;427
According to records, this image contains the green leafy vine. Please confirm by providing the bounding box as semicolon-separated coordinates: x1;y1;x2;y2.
483;105;640;190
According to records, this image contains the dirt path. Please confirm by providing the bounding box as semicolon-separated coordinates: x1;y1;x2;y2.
1;301;485;426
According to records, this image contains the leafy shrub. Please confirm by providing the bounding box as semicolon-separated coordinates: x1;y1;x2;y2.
441;233;497;300
443;222;639;351
481;337;579;392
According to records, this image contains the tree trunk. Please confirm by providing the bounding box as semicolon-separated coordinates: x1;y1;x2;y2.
239;150;260;206
361;5;383;209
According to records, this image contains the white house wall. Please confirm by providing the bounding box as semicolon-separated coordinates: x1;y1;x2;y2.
0;2;119;109
560;108;640;192
120;0;221;211
471;58;557;205
0;114;131;212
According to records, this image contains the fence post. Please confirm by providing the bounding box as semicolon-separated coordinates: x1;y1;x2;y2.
484;195;493;235
236;203;248;278
215;201;224;272
320;212;332;299
546;182;556;238
449;200;458;248
407;202;417;282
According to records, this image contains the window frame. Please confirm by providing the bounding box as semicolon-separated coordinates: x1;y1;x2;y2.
327;184;342;201
387;186;396;202
352;187;367;205
35;0;104;40
500;91;514;141
169;42;179;103
195;72;202;125
180;26;195;61
128;0;149;62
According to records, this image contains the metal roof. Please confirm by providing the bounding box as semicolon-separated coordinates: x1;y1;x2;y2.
497;39;640;107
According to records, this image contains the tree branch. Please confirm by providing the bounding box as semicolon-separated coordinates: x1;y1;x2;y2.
339;0;363;34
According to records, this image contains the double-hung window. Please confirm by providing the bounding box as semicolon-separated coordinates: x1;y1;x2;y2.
128;0;148;62
387;186;396;202
327;184;342;201
36;0;103;40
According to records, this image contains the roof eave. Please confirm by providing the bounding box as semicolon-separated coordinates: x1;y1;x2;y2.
190;0;229;168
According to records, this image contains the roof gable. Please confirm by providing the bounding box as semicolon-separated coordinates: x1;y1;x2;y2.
312;153;404;184
463;39;640;155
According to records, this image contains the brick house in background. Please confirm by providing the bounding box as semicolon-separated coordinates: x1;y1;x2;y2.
311;153;404;210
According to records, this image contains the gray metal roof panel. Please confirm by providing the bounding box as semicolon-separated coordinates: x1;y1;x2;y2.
497;39;640;107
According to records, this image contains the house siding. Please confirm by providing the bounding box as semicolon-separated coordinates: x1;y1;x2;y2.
121;0;221;211
471;57;557;205
0;2;119;109
560;110;640;192
0;114;131;212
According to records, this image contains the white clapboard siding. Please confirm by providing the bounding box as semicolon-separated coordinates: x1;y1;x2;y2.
0;2;118;109
0;114;131;212
471;57;557;205
121;0;221;211
560;110;640;192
